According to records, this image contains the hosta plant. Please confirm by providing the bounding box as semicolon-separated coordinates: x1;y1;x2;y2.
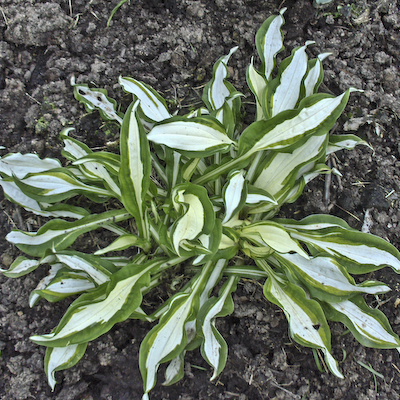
1;9;400;399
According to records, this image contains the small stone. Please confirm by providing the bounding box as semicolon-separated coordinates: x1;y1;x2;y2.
158;51;172;62
1;253;13;268
91;61;107;74
374;51;391;65
326;15;335;25
86;22;97;34
186;2;205;18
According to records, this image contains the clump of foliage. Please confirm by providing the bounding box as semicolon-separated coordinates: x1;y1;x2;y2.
1;9;399;400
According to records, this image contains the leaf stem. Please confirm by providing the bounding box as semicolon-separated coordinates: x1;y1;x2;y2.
193;153;250;186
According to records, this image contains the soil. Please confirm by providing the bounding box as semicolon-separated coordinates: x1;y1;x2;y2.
0;0;400;399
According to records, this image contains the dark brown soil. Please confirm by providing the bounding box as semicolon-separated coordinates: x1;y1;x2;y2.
0;0;400;399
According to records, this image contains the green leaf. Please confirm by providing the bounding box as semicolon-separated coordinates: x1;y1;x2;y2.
72;78;123;124
255;8;285;80
147;116;235;158
119;100;152;238
258;260;343;378
324;295;400;349
119;76;171;122
107;0;130;28
94;234;151;255
45;343;88;390
238;89;355;157
6;209;132;257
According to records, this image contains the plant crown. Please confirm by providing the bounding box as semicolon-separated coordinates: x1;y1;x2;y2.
1;9;400;400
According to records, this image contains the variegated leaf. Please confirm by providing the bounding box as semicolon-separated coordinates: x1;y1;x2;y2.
287;224;400;273
326;134;370;155
255;8;286;80
223;264;268;279
147;116;235;158
214;97;242;139
33;271;96;303
45;343;88;390
203;46;238;111
258;260;343;378
197;275;238;380
0;152;61;179
140;261;214;400
72;152;121;176
239;89;356;157
0;256;42;278
244;180;277;205
29;263;64;307
192;219;222;266
165;149;182;191
222;170;247;223
162;258;230;385
266;41;314;117
72;77;123;124
275;252;390;302
275;214;351;231
60;130;121;197
30;258;169;347
325;295;400;349
14;169;111;203
303;53;330;98
252;133;327;200
60;128;90;161
170;183;215;256
54;251;117;285
246;57;268;121
119;76;172;122
0;180;89;219
241;221;309;258
6;209;132;257
119;100;151;238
